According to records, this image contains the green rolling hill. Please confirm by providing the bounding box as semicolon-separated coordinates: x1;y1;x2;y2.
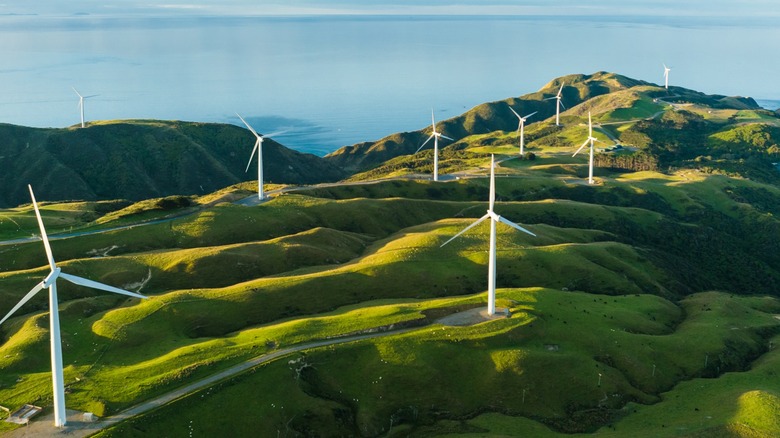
0;120;346;208
1;72;780;436
327;72;777;187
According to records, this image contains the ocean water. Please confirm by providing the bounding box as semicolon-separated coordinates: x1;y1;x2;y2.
1;14;778;155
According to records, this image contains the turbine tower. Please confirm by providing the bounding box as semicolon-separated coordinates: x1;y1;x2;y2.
72;87;97;128
236;113;284;201
663;64;671;89
573;112;600;185
0;185;148;427
508;106;537;155
441;155;536;315
416;109;454;182
544;83;565;126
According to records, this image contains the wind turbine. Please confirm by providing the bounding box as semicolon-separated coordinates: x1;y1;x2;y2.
572;112;600;185
663;64;671;89
72;87;97;128
415;109;454;182
508;106;537;155
441;155;536;315
0;185;147;427
544;83;565;126
236;113;284;201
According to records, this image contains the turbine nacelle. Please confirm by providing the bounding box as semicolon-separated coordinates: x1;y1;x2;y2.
544;83;564;101
441;155;536;247
573;113;601;157
415;110;453;154
42;267;62;288
508;106;537;126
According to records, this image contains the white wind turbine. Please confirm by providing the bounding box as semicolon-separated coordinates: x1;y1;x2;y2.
663;64;671;89
441;155;536;315
72;87;97;128
0;185;148;427
544;83;565;126
416;109;454;182
572;112;600;185
508;106;537;155
236;113;285;201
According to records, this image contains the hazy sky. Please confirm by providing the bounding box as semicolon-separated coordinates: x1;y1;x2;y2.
3;1;778;17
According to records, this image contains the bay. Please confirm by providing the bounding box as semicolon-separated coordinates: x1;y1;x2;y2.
0;14;778;155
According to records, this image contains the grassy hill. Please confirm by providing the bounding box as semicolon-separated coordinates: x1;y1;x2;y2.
0;120;346;208
326;72;776;187
1;72;780;436
324;72;650;174
2;168;780;436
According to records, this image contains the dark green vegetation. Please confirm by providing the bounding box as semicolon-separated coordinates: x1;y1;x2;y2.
0;120;345;208
2;72;780;436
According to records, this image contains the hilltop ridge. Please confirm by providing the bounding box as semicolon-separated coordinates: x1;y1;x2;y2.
324;71;764;178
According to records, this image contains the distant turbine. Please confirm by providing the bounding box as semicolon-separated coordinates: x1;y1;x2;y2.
508;106;537;155
0;185;147;427
72;87;97;128
416;109;454;182
441;155;536;315
572;112;600;185
544;83;565;126
663;64;671;89
236;113;285;201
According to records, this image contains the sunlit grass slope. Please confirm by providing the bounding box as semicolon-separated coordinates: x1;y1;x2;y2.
93;290;780;437
0;212;676;430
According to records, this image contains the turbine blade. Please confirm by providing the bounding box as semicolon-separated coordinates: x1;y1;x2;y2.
431;109;436;130
83;94;99;99
262;130;288;139
523;111;538;119
416;135;434;153
440;214;490;247
28;185;56;270
557;83;564;97
559;100;566;110
588;112;593;137
543;97;556;101
440;135;454;142
489;154;496;212
0;282;46;326
245;141;259;173
508;106;521;119
495;214;536;237
60;273;147;300
72;87;82;98
235;112;260;138
573;139;589;157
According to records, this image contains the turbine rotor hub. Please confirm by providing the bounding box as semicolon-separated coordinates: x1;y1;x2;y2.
43;267;62;288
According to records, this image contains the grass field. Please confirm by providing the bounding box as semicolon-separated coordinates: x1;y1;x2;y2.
92;290;780;437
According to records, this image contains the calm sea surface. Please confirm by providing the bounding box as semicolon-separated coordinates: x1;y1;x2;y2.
1;15;778;155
